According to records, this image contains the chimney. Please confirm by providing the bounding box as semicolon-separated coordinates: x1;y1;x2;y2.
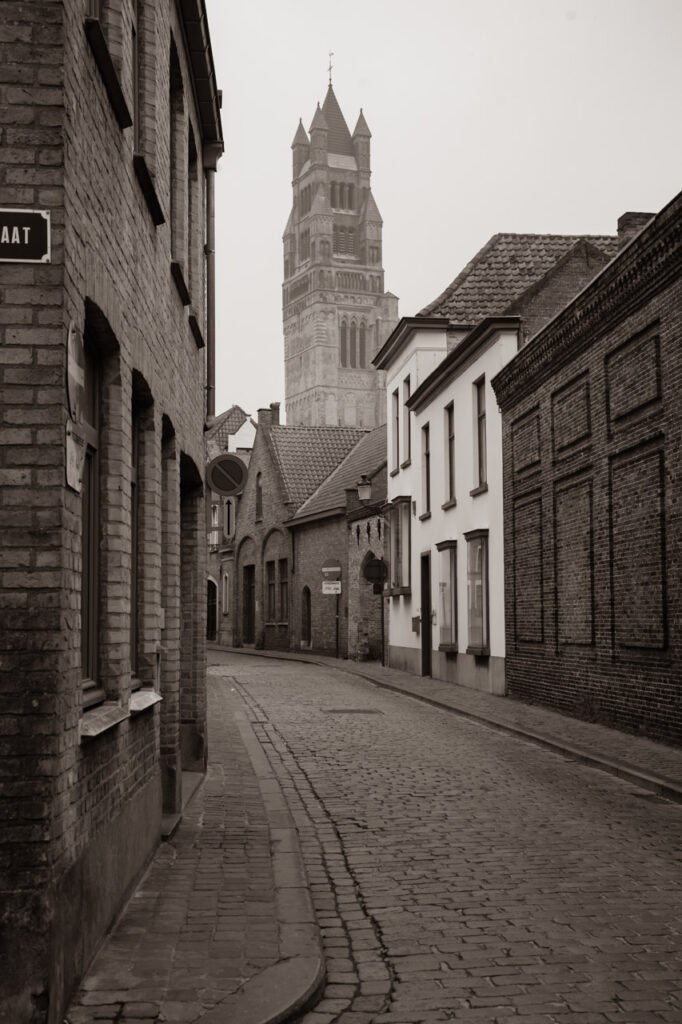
617;211;654;250
270;402;280;425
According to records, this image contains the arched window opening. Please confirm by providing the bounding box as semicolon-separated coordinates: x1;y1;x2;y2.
340;320;348;367
359;323;366;367
255;472;263;520
348;184;354;210
339;183;346;208
206;579;217;641
350;322;357;368
301;586;312;646
331;182;338;208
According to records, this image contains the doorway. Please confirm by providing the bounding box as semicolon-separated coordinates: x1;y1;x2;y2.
242;564;256;643
301;586;311;646
206;579;217;641
420;553;432;676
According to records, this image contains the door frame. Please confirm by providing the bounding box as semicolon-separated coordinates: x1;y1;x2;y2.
420;551;432;676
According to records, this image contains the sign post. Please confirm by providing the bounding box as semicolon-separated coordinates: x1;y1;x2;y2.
321;563;342;658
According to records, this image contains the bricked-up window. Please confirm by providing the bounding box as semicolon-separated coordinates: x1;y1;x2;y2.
391;389;400;471
388;498;411;592
266;561;276;621
255;473;263;520
340;320;348;367
421;423;431;516
81;343;103;705
437;541;457;648
279;559;289;621
466;530;489;654
130;404;140;679
402;376;411;463
474;377;487;488
445;402;455;503
222;572;230;615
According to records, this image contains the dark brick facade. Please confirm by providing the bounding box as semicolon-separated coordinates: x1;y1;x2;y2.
492;193;682;745
0;2;222;1020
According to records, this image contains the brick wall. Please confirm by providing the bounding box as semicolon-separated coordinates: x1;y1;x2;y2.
291;516;350;656
493;195;682;745
0;1;216;1018
347;509;387;662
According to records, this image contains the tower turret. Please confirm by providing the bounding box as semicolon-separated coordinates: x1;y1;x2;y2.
291;119;310;179
309;104;328;167
352;109;371;173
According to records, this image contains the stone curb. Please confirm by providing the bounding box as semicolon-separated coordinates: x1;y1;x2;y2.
212;645;682;807
225;704;326;1024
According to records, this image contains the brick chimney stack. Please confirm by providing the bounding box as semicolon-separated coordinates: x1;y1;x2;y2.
257;402;281;428
617;212;654;250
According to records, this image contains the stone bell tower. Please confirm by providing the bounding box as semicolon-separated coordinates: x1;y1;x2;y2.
282;84;398;427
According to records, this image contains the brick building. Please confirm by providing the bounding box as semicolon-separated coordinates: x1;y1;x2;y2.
492;199;682;745
283;83;399;428
287;425;387;659
232;403;364;650
0;2;222;1020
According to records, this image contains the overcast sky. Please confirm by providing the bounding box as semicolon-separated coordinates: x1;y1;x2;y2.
204;0;682;421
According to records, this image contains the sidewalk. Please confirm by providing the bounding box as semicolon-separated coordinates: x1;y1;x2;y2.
66;680;324;1024
213;645;682;804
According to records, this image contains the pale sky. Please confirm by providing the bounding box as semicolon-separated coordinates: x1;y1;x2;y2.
205;0;682;421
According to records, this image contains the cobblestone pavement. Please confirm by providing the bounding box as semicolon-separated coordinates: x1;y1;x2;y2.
214;651;682;1024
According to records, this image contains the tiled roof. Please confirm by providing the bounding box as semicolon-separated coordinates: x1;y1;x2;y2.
321;85;354;157
269;424;366;511
419;233;619;321
292;425;386;520
205;405;250;450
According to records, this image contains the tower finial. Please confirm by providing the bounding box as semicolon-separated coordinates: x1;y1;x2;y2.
328;51;334;87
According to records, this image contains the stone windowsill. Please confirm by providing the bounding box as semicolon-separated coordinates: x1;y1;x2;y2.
188;310;205;349
418;510;431;522
441;497;457;510
133;153;165;225
80;701;128;742
130;690;163;714
469;482;488;497
389;467;400;478
400;458;411;469
439;643;458;655
84;17;132;130
171;259;191;306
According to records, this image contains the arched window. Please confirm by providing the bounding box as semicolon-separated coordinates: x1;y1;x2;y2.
255;472;263;520
350;322;357;368
359;323;366;367
301;586;311;645
339;183;346;208
331;182;338;208
340;320;347;367
348;184;354;210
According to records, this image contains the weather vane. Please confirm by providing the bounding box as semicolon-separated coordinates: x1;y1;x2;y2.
328;51;334;86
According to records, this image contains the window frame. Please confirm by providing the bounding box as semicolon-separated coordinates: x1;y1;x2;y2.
81;343;105;707
472;376;488;494
391;388;400;473
278;558;289;622
420;422;431;519
443;401;456;507
465;529;489;655
266;560;276;622
222;571;230;615
387;496;411;595
401;375;411;466
436;540;457;651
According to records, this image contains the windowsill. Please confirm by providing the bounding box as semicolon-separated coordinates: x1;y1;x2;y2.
439;643;458;655
255;516;263;523
80;701;128;742
390;586;411;598
171;259;191;306
188;309;205;349
130;689;163;714
400;458;411;470
133;153;165;225
441;498;457;510
466;646;490;657
469;483;488;497
84;17;132;129
418;511;431;522
389;467;400;478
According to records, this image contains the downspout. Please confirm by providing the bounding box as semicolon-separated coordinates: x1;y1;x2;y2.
203;142;221;420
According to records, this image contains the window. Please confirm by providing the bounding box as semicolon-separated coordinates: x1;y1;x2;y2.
421;423;430;517
445;402;455;504
222;572;230;614
132;0;140;150
278;559;288;621
330;182;338;208
359;323;366;367
474;377;487;489
187;125;198;299
340;320;347;367
388;497;411;592
130;404;140;677
437;541;457;649
266;560;276;621
466;531;489;653
169;40;183;262
81;342;102;704
350;322;357;367
402;376;411;463
391;389;400;471
255;473;263;520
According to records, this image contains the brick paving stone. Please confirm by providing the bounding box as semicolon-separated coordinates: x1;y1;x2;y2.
215;649;682;1024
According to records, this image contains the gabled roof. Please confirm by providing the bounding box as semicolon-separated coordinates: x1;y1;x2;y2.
419;233;619;321
291;425;386;522
321;85;354;156
269;424;366;511
206;404;250;445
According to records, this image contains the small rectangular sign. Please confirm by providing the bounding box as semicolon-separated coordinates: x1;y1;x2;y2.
0;208;51;263
322;580;342;595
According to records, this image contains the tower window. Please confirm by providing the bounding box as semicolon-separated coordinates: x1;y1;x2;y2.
350;322;357;367
348;184;354;210
340;320;347;367
331;182;338;208
359;323;366;367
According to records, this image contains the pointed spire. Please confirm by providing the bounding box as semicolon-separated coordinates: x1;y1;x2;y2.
291;118;309;148
321;85;354;156
352;109;371;139
310;103;328;132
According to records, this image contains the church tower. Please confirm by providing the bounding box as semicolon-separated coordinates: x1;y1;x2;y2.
283;85;399;427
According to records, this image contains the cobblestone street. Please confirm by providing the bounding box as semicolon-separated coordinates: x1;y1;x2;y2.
215;651;682;1024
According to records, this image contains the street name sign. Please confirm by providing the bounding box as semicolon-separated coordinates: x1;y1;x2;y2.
0;208;51;263
322;580;342;595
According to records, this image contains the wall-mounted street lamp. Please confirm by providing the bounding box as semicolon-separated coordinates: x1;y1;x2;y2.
356;474;372;501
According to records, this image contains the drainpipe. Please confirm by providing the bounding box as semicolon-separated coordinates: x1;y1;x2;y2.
203;142;222;419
